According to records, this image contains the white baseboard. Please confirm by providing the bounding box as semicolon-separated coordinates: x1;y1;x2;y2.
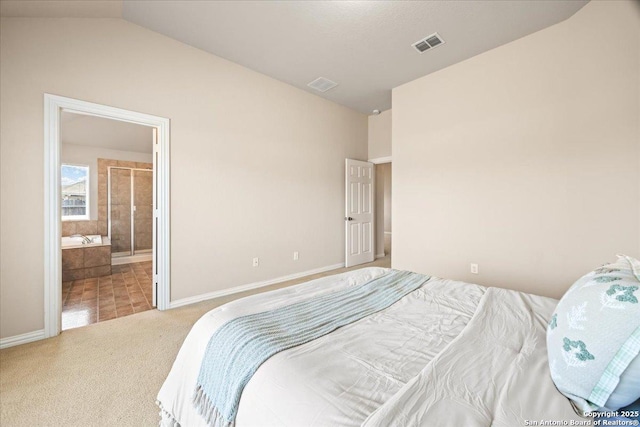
375;253;386;259
169;263;345;309
0;329;46;350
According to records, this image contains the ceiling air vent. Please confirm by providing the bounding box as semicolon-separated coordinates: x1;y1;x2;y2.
412;32;445;54
307;77;338;93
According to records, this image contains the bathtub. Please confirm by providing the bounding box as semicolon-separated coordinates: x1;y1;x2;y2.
61;235;112;281
61;234;106;249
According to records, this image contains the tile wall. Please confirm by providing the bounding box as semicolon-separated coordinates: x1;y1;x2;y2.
61;244;112;281
133;170;153;251
98;159;153;254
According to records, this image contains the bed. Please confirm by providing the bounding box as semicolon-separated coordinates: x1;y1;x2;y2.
156;267;593;426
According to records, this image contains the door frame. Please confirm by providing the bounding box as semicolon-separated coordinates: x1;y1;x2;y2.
44;94;171;338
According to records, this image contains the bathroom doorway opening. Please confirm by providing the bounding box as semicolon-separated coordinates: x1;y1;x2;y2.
374;161;392;262
59;112;155;330
45;95;170;337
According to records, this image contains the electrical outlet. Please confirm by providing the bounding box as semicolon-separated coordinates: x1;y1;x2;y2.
293;251;299;261
470;263;479;274
252;257;259;267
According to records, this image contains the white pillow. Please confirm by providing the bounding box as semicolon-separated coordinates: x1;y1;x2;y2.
605;354;640;410
547;255;640;414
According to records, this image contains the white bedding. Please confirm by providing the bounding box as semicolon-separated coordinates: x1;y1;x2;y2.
362;287;585;426
157;267;585;426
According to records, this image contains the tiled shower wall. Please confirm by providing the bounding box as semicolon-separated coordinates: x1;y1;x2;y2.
61;220;99;237
109;167;132;253
133;170;153;251
99;159;152;253
109;168;154;253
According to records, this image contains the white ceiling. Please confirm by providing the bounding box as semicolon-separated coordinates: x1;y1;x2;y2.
122;0;589;114
0;0;122;18
61;111;153;154
0;1;589;114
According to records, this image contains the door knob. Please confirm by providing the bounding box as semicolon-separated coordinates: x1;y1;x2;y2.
345;217;354;221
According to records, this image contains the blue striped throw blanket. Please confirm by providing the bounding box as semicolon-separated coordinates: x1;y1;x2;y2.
193;270;430;427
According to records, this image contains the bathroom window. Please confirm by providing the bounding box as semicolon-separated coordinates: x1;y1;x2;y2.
61;164;89;221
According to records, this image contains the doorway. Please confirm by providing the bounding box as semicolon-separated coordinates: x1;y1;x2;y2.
59;111;156;330
45;94;170;338
375;162;392;261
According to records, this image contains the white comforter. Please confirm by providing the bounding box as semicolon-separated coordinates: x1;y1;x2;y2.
157;267;584;426
362;287;585;426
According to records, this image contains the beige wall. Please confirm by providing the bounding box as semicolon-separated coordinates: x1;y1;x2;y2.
0;18;367;338
368;110;392;160
61;143;153;221
392;0;640;299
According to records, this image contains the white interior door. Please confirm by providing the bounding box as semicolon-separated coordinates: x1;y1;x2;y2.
345;159;375;267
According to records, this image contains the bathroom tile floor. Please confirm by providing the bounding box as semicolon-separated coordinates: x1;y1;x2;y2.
61;261;154;331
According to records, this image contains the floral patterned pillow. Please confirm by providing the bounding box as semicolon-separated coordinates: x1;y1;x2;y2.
547;255;640;415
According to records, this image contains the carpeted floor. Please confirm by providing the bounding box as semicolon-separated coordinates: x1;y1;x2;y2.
0;256;390;427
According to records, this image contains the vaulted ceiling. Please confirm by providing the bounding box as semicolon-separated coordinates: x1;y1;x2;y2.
1;0;589;114
122;1;588;113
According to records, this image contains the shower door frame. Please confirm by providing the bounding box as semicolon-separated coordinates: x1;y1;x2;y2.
44;94;171;340
107;166;154;259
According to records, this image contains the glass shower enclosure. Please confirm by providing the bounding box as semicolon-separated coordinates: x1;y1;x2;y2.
108;167;153;260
